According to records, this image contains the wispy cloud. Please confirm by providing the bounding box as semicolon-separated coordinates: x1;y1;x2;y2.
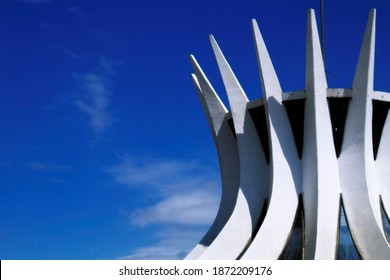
75;72;113;134
130;189;218;227
107;155;220;223
107;155;220;259
74;55;117;134
119;227;208;260
107;156;217;195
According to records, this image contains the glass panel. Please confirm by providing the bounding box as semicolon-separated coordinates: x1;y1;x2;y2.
380;199;390;243
279;202;303;260
336;205;361;260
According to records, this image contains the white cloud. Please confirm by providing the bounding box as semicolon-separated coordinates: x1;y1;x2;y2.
73;55;117;134
119;227;207;260
119;244;186;260
107;155;220;223
107;156;218;195
108;155;221;259
75;73;112;134
130;188;219;227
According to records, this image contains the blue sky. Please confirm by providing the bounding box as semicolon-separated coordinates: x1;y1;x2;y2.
0;0;389;260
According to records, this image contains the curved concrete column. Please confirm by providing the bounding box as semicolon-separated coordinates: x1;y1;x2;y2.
301;9;341;259
375;104;390;222
241;19;299;259
337;9;390;259
198;36;270;259
185;56;240;259
186;7;390;260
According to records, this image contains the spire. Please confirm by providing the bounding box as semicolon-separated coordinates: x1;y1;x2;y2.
352;9;376;93
252;19;282;102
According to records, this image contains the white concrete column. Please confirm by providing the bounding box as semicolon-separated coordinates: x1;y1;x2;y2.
338;9;390;259
301;9;341;259
185;56;240;259
241;19;300;260
198;36;270;259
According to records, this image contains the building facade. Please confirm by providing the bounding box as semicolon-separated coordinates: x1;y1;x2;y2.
186;9;390;260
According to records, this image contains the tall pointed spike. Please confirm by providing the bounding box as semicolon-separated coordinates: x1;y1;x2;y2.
189;55;229;135
302;9;341;259
251;19;282;101
189;54;228;113
352;9;376;92
209;35;249;103
305;9;328;94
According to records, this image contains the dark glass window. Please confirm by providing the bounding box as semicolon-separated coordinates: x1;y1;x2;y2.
380;198;390;243
328;97;350;157
372;100;390;159
336;204;361;260
248;106;270;163
284;99;305;159
279;198;303;260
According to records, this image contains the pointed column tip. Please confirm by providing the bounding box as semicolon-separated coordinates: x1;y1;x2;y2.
209;34;219;50
307;7;318;25
190;73;199;85
307;8;315;19
368;8;376;22
368;8;376;23
305;3;327;92
251;19;259;31
189;54;198;70
352;7;376;92
189;55;201;76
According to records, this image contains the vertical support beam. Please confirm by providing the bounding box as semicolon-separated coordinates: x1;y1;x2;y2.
185;56;240;259
187;8;390;260
198;36;270;259
338;9;390;259
302;9;340;259
241;19;300;259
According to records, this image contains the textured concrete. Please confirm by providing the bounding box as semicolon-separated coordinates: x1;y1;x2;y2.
337;9;390;259
302;9;341;260
185;57;240;259
187;8;390;260
195;36;270;260
241;19;299;260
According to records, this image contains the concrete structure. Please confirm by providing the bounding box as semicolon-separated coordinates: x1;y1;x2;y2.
185;9;390;260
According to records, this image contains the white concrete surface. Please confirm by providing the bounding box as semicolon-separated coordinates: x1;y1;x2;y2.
185;57;240;259
241;19;299;260
186;8;390;260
